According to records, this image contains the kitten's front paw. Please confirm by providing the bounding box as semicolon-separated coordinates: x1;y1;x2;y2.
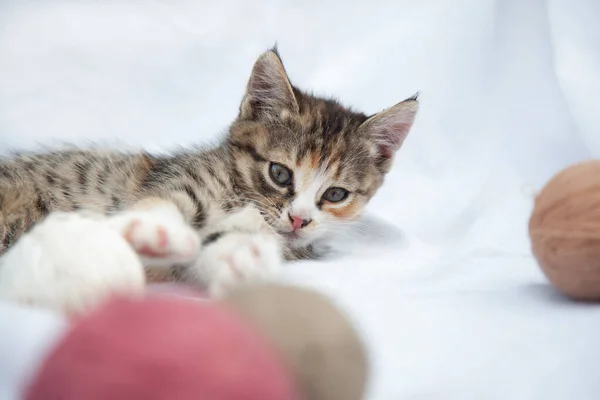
192;232;282;298
108;208;200;268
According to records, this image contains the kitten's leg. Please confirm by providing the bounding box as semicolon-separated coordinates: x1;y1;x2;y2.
182;206;283;297
124;196;283;295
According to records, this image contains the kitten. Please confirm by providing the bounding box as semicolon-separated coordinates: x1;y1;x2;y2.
0;47;418;310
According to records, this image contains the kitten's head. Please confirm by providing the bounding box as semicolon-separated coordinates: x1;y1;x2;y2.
227;47;418;248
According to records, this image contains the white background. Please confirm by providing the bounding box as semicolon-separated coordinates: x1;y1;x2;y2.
1;1;600;399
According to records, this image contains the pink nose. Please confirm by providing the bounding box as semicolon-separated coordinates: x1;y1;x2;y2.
288;214;311;231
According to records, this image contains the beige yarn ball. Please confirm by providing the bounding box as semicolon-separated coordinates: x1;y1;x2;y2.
529;160;600;300
220;283;369;400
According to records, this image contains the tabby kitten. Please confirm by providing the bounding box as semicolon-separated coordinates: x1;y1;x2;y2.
0;48;418;309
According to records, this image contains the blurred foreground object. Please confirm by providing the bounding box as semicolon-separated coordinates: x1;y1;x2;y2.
529;160;600;300
221;284;369;400
24;292;295;400
24;283;369;400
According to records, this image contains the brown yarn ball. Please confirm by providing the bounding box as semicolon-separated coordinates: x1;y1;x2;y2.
220;283;369;400
529;160;600;300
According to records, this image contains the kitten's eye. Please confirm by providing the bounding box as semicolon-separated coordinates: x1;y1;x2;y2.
269;162;293;186
322;187;349;203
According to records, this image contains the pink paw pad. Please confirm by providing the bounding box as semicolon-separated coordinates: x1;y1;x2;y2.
123;221;171;258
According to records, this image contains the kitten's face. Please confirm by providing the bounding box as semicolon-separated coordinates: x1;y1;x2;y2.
230;115;379;248
228;48;418;248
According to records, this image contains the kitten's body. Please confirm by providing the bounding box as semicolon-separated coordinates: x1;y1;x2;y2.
0;48;418;312
0;147;235;250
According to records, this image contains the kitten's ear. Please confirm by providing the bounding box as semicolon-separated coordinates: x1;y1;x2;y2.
360;95;419;159
239;48;300;121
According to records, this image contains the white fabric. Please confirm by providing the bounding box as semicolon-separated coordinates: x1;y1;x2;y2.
1;1;600;399
0;302;67;400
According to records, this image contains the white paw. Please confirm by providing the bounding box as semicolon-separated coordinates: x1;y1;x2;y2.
0;212;145;315
192;231;282;298
108;206;200;268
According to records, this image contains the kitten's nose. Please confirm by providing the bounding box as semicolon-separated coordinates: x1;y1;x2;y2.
288;214;311;231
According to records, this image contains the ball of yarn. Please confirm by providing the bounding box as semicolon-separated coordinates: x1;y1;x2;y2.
25;294;295;400
528;160;600;300
220;283;369;400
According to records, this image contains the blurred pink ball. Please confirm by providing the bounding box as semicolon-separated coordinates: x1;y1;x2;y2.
25;294;295;400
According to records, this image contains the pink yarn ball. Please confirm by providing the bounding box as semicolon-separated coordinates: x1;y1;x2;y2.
25;295;296;400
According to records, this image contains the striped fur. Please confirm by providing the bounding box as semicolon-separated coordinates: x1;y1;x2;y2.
0;47;418;268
